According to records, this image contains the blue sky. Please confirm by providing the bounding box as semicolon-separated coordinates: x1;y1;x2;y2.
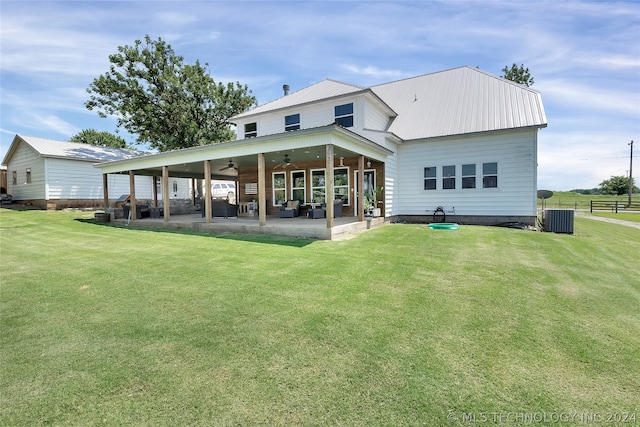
1;0;638;190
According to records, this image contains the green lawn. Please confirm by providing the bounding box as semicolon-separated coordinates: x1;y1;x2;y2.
590;212;640;223
539;191;637;209
1;209;639;426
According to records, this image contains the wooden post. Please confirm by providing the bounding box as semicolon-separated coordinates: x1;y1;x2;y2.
358;155;365;222
204;160;212;223
102;173;109;209
162;166;170;223
191;178;197;206
129;170;136;221
258;153;266;226
152;176;158;207
325;144;334;228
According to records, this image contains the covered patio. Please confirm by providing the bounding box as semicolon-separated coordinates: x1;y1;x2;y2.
111;212;385;240
96;124;393;240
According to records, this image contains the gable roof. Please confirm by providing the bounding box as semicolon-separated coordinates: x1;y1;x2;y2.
2;134;147;165
231;66;547;140
371;66;547;140
231;79;367;120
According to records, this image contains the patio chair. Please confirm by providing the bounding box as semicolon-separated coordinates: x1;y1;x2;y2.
279;200;300;218
308;199;343;219
333;199;343;218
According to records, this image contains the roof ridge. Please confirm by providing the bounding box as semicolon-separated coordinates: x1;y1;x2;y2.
369;66;470;88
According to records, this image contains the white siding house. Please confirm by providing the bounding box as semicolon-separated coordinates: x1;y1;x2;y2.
96;66;547;227
2;135;192;209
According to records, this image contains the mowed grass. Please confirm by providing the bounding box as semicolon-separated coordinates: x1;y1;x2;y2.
1;209;639;426
590;212;640;223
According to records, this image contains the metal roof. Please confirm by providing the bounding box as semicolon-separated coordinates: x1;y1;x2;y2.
2;134;147;165
231;79;366;120
231;66;547;140
371;66;547;140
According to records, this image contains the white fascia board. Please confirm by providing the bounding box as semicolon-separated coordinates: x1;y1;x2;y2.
96;125;393;174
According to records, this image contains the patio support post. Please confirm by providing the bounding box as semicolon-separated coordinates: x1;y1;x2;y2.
258;153;266;226
326;144;334;228
129;170;136;222
152;176;158;207
204;160;212;223
191;178;196;206
358;155;365;222
162;165;170;223
102;173;109;209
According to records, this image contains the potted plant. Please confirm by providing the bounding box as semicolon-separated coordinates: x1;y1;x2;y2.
365;187;383;217
94;207;111;223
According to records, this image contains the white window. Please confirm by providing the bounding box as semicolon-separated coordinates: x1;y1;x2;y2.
285;114;300;131
483;162;498;188
291;170;306;202
334;103;354;127
333;167;350;205
424;167;436;190
462;164;476;189
273;172;286;206
12;171;17;185
310;169;326;203
245;122;257;138
442;165;455;190
26;168;32;184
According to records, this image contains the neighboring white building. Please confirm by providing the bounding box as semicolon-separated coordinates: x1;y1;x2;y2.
1;135;192;209
97;66;547;225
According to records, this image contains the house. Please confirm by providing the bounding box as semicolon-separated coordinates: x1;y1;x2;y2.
95;66;547;230
1;135;192;209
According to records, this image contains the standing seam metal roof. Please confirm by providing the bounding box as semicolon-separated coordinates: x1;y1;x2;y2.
231;66;547;140
230;79;367;120
370;66;547;140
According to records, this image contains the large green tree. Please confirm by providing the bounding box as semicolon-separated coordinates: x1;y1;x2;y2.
501;63;534;87
598;175;637;195
85;36;257;152
70;129;130;149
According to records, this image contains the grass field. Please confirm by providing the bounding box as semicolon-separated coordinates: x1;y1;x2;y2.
1;209;639;426
538;191;638;210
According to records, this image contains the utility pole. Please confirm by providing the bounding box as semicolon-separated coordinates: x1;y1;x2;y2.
629;140;634;206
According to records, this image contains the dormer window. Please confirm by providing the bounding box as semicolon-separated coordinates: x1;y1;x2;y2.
285;114;300;131
245;122;257;138
334;103;354;127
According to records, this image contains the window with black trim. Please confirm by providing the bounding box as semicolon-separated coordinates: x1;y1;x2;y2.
334;103;354;127
442;165;456;190
245;122;257;138
285;114;300;131
462;164;476;189
483;162;498;188
424;167;436;190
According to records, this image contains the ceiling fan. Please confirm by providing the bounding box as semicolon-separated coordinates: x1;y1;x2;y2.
274;154;298;169
219;159;238;171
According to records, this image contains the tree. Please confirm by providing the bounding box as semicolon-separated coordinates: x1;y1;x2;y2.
70;129;129;149
85;36;257;152
501;63;534;87
598;175;638;195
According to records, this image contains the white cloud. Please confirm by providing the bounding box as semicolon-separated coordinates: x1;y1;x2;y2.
341;65;403;80
13;110;79;138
